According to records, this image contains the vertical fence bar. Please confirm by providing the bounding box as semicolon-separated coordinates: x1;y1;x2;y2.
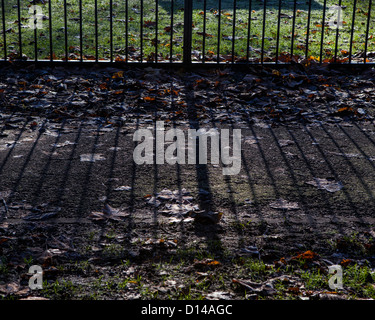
155;0;158;63
334;0;342;63
49;0;53;61
364;0;373;64
2;0;6;61
110;0;113;62
6;1;371;67
79;0;83;62
290;0;297;61
305;0;312;59
95;0;98;62
125;0;128;63
231;0;237;64
34;6;37;62
261;0;266;64
170;0;174;63
183;0;193;65
216;0;221;63
17;0;22;59
64;0;68;61
319;0;327;64
140;0;143;62
349;0;357;64
275;0;282;63
202;0;206;63
246;0;252;62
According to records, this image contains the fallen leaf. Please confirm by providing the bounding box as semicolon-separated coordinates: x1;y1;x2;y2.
143;20;156;28
205;291;232;300
168;217;194;224
80;154;106;162
51;140;75;148
244;136;261;145
306;178;343;193
340;259;352;267
161;203;199;216
197;32;214;38
89;204;130;221
0;282;20;295
20;296;49;300
112;71;124;79
114;186;132;191
194;259;221;269
287;287;300;294
232;279;276;296
240;246;260;257
143;96;156;102
269;199;299;210
278;139;294;147
292;250;319;261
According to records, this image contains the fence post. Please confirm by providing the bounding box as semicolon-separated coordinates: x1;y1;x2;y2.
183;0;193;65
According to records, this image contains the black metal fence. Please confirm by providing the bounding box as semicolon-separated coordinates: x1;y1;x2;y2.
0;0;374;65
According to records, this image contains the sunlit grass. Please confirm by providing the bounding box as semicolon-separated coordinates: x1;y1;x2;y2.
0;0;374;62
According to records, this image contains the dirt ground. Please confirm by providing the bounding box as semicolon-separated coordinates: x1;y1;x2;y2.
1;63;375;301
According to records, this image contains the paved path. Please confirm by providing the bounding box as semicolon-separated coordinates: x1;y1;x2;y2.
1;114;375;262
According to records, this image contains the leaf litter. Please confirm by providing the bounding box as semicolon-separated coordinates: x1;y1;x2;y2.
0;63;374;130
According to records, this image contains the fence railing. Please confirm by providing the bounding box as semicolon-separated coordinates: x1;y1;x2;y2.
0;0;374;65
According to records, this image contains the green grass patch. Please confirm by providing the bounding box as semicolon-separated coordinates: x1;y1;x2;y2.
0;0;374;62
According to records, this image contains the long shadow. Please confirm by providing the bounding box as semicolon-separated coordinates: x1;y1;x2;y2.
184;78;224;258
335;122;375;203
238;108;266;224
98;113;140;262
173;129;188;240
267;125;320;231
91;122;122;245
297;123;366;227
204;96;244;245
128;114;141;228
54;119;85;211
171;85;189;247
152;109;160;239
217;95;270;247
352;122;375;151
90;119;139;261
241;120;309;239
104;124;121;204
0;111;17;134
317;122;375;213
185;97;214;212
285;126;343;227
243;121;296;224
30;119;66;207
0;115;30;178
75;123;102;220
0;113;29;220
8;119;47;204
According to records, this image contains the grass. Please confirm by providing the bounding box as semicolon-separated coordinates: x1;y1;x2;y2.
0;257;8;275
32;233;375;300
1;0;375;63
17;243;375;300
